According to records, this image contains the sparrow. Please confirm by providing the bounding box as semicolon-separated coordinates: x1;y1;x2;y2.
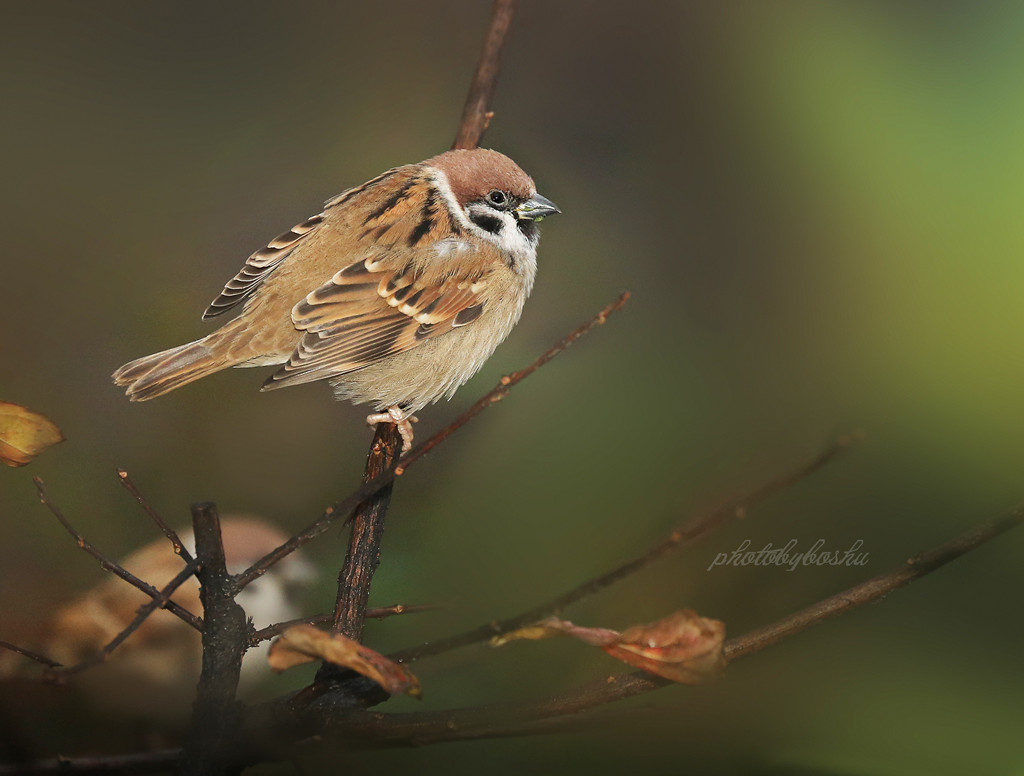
0;516;316;723
112;148;560;451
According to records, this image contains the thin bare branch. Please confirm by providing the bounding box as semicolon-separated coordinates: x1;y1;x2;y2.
396;291;631;476
34;500;1013;765
249;604;440;648
0;640;61;669
309;505;1024;746
116;468;195;564
33;477;203;632
722;506;1024;661
452;0;517;150
390;430;857;664
0;749;180;775
366;602;442;621
234;292;630;591
48;561;199;679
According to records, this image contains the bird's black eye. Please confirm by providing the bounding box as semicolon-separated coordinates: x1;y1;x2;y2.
487;189;509;208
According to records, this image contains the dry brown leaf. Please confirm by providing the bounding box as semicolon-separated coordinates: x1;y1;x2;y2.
604;610;725;684
268;624;420;698
491;610;725;685
0;401;64;467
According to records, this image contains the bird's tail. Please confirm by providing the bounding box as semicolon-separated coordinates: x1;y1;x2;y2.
112;337;232;401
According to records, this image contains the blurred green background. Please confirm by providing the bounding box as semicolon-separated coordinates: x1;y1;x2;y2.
2;1;1024;773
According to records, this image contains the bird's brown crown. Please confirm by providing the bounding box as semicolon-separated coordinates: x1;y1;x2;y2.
426;148;535;207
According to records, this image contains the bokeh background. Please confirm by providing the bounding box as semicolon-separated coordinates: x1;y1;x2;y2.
2;1;1024;773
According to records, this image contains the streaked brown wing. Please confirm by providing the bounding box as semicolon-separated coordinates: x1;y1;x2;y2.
202;214;326;319
201;165;407;320
261;251;490;390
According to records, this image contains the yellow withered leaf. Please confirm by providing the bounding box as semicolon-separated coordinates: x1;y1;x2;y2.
0;401;64;467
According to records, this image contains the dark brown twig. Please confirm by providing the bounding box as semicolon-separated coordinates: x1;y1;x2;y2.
722;506;1024;661
364;602;441;621
0;640;61;669
395;291;631;477
234;292;630;591
315;0;519;657
304;505;1024;746
48;561;199;679
329;424;402;640
452;0;517;150
33;477;203;632
390;430;856;664
311;424;402;694
0;749;181;775
116;468;195;564
248;604;439;647
180;503;249;776
18;506;1020;767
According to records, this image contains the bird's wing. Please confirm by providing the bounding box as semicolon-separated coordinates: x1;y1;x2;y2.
261;171;498;389
201;166;408;320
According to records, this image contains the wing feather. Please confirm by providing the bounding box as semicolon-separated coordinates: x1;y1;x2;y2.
202;214;326;319
245;170;502;391
264;257;496;391
201;165;408;320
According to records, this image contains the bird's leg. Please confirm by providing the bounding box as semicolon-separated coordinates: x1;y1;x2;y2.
365;406;418;454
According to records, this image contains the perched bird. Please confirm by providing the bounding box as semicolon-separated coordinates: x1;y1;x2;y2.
1;516;315;724
113;148;559;451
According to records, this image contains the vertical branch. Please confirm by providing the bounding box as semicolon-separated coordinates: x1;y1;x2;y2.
331;424;401;640
452;0;517;150
314;424;400;697
180;503;248;776
323;0;522;660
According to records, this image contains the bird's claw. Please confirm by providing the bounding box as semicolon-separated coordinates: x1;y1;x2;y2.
365;407;418;454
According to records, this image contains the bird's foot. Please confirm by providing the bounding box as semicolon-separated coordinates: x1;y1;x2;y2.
365;406;418;454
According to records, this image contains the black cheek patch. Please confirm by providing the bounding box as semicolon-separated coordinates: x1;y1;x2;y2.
469;212;502;235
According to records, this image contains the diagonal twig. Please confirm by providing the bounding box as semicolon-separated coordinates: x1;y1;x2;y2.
47;561;199;679
0;640;61;669
33;477;203;632
722;505;1024;661
394;291;632;477
17;505;1021;766
305;505;1024;746
390;431;858;664
248;604;440;648
233;292;630;591
452;0;517;151
116;468;195;564
0;749;181;776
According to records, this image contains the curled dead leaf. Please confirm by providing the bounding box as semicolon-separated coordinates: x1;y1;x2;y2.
0;401;64;467
492;610;725;685
268;624;421;698
605;610;725;684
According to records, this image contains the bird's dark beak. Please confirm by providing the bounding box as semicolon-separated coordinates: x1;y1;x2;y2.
516;193;561;222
